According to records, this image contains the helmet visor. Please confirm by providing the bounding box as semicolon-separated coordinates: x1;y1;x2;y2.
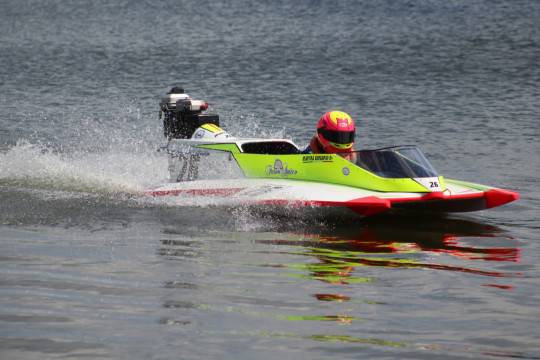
329;141;353;150
318;129;355;144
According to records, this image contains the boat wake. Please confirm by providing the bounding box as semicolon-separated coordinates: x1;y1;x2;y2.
0;140;167;196
0;141;301;216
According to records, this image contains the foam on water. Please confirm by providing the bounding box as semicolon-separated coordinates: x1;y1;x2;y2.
0;140;168;196
0;129;295;213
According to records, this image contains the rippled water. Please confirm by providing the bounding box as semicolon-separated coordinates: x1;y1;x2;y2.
1;0;539;359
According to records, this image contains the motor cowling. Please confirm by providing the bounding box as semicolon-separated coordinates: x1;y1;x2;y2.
159;87;220;139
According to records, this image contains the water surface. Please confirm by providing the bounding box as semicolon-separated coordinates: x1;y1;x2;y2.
1;0;539;359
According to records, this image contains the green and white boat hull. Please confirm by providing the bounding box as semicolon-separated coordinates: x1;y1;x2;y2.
146;136;518;217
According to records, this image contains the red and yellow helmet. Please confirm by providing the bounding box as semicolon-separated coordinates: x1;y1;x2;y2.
316;111;355;153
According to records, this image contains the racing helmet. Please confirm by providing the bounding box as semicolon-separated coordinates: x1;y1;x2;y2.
316;111;355;153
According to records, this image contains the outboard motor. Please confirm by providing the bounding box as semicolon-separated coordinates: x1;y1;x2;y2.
159;87;220;139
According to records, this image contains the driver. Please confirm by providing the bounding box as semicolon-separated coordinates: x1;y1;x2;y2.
302;111;356;160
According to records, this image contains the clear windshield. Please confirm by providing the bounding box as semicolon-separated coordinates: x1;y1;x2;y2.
341;145;438;179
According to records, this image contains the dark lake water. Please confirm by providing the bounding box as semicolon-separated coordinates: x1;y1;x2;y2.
1;0;539;359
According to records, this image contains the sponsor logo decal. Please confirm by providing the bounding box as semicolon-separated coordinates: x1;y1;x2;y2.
302;155;333;163
194;129;205;139
265;159;298;177
342;167;350;176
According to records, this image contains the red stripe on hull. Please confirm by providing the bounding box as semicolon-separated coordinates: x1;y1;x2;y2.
145;185;518;215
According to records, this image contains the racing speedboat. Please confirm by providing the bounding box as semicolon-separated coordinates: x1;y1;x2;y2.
146;88;519;217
